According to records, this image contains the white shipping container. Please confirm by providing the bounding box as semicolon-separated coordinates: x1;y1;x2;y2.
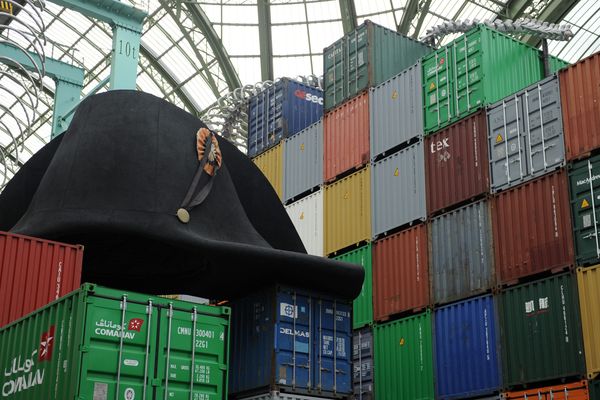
285;189;324;256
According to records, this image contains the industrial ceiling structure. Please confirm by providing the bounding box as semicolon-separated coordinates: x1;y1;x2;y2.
1;0;599;187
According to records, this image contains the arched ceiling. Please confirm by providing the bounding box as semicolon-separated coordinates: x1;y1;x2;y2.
1;0;599;187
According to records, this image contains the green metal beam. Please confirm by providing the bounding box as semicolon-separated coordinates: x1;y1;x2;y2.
502;0;530;19
398;0;419;34
257;0;273;81
0;42;84;137
523;0;579;46
185;2;242;91
338;0;357;34
49;0;148;89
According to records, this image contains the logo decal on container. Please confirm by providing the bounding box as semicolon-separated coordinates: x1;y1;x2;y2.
128;318;144;332
39;326;55;362
280;303;298;318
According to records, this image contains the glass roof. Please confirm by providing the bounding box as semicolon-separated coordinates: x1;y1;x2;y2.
1;0;599;188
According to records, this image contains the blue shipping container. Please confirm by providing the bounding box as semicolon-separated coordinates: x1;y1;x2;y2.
229;286;352;397
247;79;323;158
434;295;501;400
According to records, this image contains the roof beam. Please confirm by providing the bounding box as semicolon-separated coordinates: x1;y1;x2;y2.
502;0;530;19
338;0;357;34
411;0;432;39
398;0;419;34
185;2;242;91
257;0;273;81
523;0;579;46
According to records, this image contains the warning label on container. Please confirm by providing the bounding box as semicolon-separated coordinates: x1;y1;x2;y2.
299;212;304;220
392;90;398;100
429;82;436;91
582;198;590;209
93;382;108;400
496;134;503;143
394;168;399;177
583;213;592;228
399;338;405;346
300;143;305;151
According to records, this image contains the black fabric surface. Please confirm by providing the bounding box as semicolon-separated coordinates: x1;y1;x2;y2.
1;90;364;300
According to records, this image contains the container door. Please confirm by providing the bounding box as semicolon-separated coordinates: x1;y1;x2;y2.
155;304;229;400
346;23;369;101
423;48;454;133
80;295;157;400
324;40;346;110
488;94;528;192
274;291;312;390
313;300;352;395
524;77;565;177
569;155;600;266
454;31;483;118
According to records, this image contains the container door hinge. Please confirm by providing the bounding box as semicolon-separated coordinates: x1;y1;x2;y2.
79;344;90;353
151;378;161;387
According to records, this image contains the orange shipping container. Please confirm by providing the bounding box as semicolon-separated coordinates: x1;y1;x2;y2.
324;166;371;255
0;231;83;327
252;142;283;199
504;380;590;399
324;92;370;182
372;224;429;321
560;52;600;161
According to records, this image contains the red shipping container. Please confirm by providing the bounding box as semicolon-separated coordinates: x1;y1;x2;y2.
560;52;600;161
425;110;489;216
0;231;83;327
372;224;429;321
491;171;574;285
324;92;370;182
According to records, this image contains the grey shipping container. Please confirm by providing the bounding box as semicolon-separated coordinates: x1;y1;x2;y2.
353;328;373;400
371;140;426;238
487;75;565;193
238;393;335;400
370;62;423;159
283;121;323;203
430;200;495;305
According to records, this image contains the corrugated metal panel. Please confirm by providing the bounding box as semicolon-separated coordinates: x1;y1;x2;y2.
323;20;431;111
577;266;600;379
499;273;585;388
492;170;574;284
425;110;489;216
324;166;371;255
569;155;600;266
374;311;434;400
371;141;426;238
334;245;373;329
252;143;284;200
487;75;565;193
504;380;590;399
283;121;323;203
430;200;495;305
591;379;600;400
229;286;352;397
353;328;374;400
434;295;501;400
285;190;323;256
238;393;334;400
423;25;558;134
560;53;600;161
247;78;323;158
370;62;423;159
323;92;370;182
0;231;83;327
0;284;231;400
372;224;429;321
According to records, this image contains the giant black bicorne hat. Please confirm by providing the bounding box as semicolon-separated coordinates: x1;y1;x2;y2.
0;91;363;300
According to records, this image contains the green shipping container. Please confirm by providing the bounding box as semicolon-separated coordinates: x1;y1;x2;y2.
0;284;230;400
374;311;434;400
591;379;600;399
334;244;373;329
569;155;600;266
423;25;568;134
323;20;432;111
499;273;585;389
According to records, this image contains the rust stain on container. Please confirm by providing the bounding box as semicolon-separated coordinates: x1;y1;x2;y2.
324;166;371;255
425;110;489;216
0;231;83;327
252;142;284;199
560;52;600;161
324;92;370;182
492;170;574;284
372;224;429;321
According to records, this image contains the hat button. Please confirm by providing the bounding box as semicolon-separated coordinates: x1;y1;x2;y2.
177;208;190;223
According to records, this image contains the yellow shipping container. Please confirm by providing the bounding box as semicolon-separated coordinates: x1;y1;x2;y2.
252;143;284;200
577;265;600;379
324;166;371;255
